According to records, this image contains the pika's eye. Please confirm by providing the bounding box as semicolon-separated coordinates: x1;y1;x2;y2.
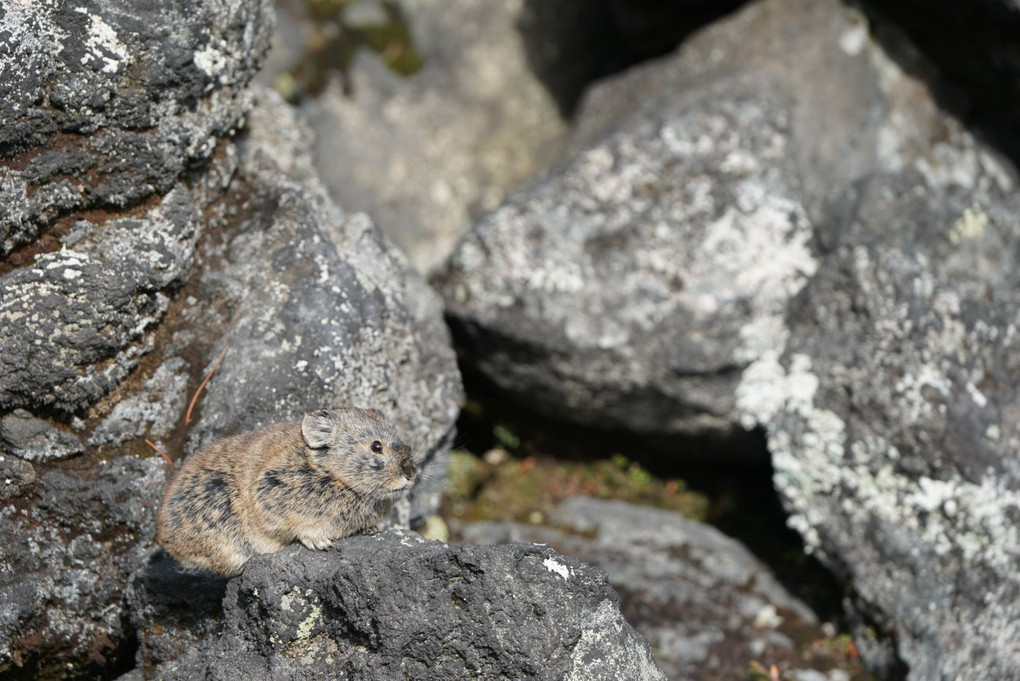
371;440;383;453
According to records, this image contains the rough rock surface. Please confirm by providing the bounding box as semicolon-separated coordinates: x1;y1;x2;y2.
0;1;273;675
0;409;84;462
125;551;229;674
262;0;578;273
0;2;463;674
738;247;1020;680
0;186;203;413
0;0;274;254
437;0;1020;676
130;529;666;680
0;456;166;678
88;357;190;448
456;497;821;681
0;80;463;676
438;0;1020;440
180;90;464;524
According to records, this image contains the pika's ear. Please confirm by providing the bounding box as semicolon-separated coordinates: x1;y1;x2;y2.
301;410;335;449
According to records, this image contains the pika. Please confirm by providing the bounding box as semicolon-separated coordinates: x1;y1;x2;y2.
156;407;417;576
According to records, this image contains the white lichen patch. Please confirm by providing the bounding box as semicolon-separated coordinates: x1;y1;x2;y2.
741;244;1020;675
295;604;322;640
73;7;128;74
194;44;227;79
543;557;571;580
837;13;868;57
736;351;819;430
753;604;783;630
949;203;989;244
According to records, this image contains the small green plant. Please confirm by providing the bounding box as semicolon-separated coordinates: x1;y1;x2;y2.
748;660;782;681
492;424;521;450
276;0;424;102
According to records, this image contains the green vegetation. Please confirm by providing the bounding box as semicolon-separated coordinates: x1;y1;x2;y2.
276;0;424;102
442;448;710;525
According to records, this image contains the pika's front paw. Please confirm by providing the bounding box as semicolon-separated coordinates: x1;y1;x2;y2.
299;536;334;551
361;525;379;536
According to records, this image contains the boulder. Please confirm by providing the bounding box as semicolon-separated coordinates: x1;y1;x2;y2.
262;0;590;273
0;0;273;254
0;84;464;675
456;497;834;680
0;2;463;675
0;0;274;674
0;409;84;461
0;186;204;413
438;0;1019;441
130;530;666;681
438;0;1020;676
0;456;166;678
737;247;1020;680
179;90;463;525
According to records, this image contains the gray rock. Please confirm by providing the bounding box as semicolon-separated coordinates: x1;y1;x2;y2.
0;0;274;254
0;87;462;676
88;357;190;449
440;63;816;440
264;0;573;273
0;456;166;677
456;496;818;680
0;186;203;413
0;455;36;500
0;409;83;462
437;0;1019;443
0;2;459;678
138;530;666;680
737;246;1020;680
126;552;229;673
180;90;463;525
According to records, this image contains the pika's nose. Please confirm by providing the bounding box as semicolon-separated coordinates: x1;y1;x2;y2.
401;457;417;479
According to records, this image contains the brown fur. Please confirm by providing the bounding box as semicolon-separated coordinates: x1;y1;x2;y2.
156;407;416;576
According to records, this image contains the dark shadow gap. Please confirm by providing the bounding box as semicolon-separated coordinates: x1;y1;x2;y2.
857;0;1020;167
516;0;752;119
452;365;848;626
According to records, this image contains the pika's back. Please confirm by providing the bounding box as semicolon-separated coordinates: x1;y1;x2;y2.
155;407;416;576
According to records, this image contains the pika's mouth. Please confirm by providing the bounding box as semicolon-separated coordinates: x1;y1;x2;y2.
384;476;416;496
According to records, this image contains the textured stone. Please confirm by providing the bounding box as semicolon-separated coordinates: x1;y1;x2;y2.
439;56;817;440
456;497;820;680
134;530;666;680
264;0;578;273
0;455;36;500
438;0;1019;443
0;456;167;678
0;187;203;413
88;357;190;449
0;1;461;678
737;246;1020;680
0;88;463;677
125;552;228;674
0;409;83;462
0;0;274;254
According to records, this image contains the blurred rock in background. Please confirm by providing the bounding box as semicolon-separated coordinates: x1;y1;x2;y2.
260;0;609;274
